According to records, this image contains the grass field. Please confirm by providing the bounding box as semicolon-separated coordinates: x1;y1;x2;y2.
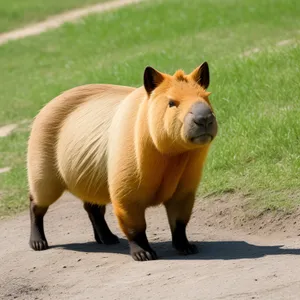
0;0;108;32
0;0;300;217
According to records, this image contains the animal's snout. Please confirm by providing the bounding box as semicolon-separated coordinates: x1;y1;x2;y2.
191;102;214;129
193;112;214;128
184;102;218;145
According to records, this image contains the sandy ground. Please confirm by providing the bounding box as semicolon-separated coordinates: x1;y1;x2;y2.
1;193;300;300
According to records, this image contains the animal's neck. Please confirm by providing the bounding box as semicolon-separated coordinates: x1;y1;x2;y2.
137;99;191;158
134;97;188;165
133;101;190;201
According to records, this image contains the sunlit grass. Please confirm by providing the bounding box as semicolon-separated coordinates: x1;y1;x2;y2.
0;0;109;32
0;0;299;216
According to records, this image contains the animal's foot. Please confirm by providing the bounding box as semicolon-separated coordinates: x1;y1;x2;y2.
129;242;157;261
29;238;49;251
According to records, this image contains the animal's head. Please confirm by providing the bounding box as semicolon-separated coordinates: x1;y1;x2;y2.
143;62;218;154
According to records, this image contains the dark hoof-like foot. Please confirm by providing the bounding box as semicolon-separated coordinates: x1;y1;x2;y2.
30;239;48;251
130;244;157;261
101;233;120;245
131;249;158;261
174;243;198;255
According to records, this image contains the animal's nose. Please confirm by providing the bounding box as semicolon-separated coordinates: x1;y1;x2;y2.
193;113;214;128
191;102;214;128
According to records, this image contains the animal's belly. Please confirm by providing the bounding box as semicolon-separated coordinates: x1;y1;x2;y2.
56;97;117;204
58;147;110;204
68;181;110;205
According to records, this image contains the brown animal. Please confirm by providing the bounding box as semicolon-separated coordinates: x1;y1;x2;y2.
27;62;218;261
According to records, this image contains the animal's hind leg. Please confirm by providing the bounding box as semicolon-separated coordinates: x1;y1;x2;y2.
29;194;49;250
29;179;65;251
83;202;119;245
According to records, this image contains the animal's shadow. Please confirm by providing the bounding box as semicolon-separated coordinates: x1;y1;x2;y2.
52;238;300;261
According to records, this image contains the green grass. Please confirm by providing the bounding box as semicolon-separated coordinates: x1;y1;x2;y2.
0;0;300;216
0;0;109;33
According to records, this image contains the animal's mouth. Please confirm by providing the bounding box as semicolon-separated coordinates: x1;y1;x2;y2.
190;134;213;144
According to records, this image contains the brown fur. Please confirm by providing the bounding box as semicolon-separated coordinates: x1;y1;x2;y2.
27;63;218;260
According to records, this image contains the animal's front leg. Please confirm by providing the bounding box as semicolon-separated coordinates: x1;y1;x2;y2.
113;202;157;261
164;193;198;255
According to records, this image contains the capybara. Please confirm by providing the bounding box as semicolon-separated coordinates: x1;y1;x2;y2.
27;62;218;261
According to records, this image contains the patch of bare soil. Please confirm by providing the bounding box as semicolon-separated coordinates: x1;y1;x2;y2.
0;193;300;299
196;192;300;238
0;167;11;174
0;124;17;137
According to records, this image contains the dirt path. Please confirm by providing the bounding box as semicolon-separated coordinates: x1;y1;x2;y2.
0;0;145;46
1;193;300;300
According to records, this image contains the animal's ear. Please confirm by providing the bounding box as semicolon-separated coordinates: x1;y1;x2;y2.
143;66;165;95
189;62;210;89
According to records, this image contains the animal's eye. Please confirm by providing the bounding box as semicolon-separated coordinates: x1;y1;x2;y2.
168;100;176;108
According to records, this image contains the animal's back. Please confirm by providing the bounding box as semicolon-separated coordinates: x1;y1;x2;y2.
27;84;135;206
